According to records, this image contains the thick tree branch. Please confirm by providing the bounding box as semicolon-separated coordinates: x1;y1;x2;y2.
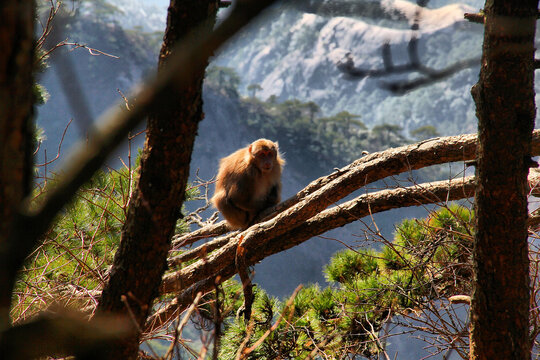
171;130;540;249
160;175;476;295
152;170;540;330
150;175;475;330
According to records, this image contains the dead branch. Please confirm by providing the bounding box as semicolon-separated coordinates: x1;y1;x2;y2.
35;118;73;168
337;0;481;94
38;40;120;65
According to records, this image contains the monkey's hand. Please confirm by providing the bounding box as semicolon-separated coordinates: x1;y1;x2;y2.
263;185;280;208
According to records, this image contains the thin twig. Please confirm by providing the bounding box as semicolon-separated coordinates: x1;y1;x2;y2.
164;292;203;360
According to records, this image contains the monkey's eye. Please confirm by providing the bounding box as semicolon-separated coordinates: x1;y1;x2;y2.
257;150;273;157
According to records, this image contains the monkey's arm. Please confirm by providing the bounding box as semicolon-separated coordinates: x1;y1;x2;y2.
212;185;252;230
263;184;280;208
225;178;258;212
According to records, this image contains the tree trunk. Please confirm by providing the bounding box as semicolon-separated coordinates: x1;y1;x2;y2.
0;1;35;327
96;1;219;358
470;1;538;358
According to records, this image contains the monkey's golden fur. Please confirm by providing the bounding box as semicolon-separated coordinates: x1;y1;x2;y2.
211;139;285;229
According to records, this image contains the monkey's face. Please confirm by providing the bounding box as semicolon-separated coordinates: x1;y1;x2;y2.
250;139;278;173
254;149;276;172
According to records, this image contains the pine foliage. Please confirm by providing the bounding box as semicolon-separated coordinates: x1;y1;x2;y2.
216;204;474;359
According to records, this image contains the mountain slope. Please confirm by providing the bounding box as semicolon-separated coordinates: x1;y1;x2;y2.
213;2;482;135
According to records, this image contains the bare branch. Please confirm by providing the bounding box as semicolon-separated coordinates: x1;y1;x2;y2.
337;0;481;93
464;12;485;24
170;130;540;256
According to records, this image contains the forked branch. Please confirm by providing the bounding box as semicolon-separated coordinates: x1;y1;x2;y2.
147;131;540;330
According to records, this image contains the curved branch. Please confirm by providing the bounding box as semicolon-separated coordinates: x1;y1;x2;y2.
153;170;540;331
175;130;540;248
149;175;475;330
152;130;540;331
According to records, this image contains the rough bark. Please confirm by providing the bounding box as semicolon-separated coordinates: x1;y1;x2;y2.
95;1;220;358
470;1;538;358
0;1;35;327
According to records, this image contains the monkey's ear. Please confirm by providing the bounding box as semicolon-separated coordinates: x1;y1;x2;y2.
248;144;253;154
274;141;279;149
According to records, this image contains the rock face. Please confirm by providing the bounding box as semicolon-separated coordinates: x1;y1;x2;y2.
107;0;485;134
213;1;482;135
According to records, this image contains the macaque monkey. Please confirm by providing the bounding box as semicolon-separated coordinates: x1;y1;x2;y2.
211;139;285;230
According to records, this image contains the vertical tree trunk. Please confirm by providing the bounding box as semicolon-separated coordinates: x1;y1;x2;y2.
0;1;35;327
470;1;538;358
96;1;219;358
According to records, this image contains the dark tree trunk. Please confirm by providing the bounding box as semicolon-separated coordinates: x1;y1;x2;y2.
470;1;538;358
0;1;35;327
96;1;219;358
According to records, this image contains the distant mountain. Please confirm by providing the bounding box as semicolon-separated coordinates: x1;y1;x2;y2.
106;0;488;135
109;0;168;32
213;1;484;135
